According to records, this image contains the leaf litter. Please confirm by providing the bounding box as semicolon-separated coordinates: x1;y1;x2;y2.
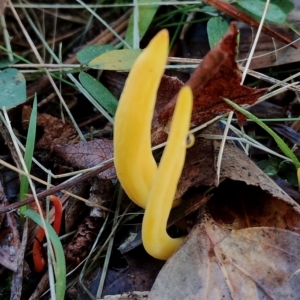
2;6;300;299
150;209;300;299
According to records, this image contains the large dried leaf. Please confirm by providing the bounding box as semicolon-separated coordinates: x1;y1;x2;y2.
215;140;296;205
150;134;300;299
150;210;300;299
174;123;299;205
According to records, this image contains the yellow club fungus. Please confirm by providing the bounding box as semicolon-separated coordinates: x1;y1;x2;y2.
114;29;194;259
142;86;193;260
114;29;169;208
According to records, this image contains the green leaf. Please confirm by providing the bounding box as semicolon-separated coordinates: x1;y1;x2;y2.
76;45;115;65
125;0;160;48
20;96;37;212
236;0;294;24
79;72;118;115
23;209;66;300
207;16;229;48
89;49;141;70
223;97;300;169
0;68;26;109
0;57;20;69
279;160;298;186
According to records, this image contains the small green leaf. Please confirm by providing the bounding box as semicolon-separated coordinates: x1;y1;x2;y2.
89;49;141;70
23;209;66;300
236;0;294;24
0;57;20;69
79;72;118;115
207;17;229;48
0;68;26;109
77;45;115;65
125;0;160;48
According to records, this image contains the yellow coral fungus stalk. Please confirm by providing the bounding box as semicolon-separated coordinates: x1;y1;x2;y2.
114;30;169;208
142;86;193;260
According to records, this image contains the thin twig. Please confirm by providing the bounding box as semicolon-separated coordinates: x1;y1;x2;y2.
0;160;114;214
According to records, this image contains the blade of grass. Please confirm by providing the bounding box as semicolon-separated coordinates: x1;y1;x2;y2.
223;97;300;169
23;209;66;299
20;95;37;213
125;0;160;48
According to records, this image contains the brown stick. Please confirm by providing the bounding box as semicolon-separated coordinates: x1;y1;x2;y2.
0;161;114;214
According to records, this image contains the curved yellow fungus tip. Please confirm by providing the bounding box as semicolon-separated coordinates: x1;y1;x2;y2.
114;29;169;208
142;86;193;260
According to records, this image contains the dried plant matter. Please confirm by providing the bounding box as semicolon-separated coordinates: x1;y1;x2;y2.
150;209;300;299
65;217;101;265
0;183;20;271
54;139;115;180
159;23;267;128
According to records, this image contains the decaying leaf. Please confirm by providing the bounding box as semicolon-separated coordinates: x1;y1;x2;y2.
214;140;298;207
176;136;217;198
88;177;114;217
158;22;267;129
150;130;300;299
150;208;300;299
54;139;115;179
22;106;78;149
65;217;101;265
170;120;300;206
64;183;90;233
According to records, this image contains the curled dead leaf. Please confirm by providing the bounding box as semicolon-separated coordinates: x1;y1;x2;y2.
159;23;268;128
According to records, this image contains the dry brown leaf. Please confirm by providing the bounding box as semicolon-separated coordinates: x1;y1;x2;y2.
22;106;78;149
149;123;300;299
54;139;115;179
88;177;114;217
174;123;299;204
65;217;101;265
159;23;267;127
150;209;300;300
176;137;217;198
215;140;297;206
